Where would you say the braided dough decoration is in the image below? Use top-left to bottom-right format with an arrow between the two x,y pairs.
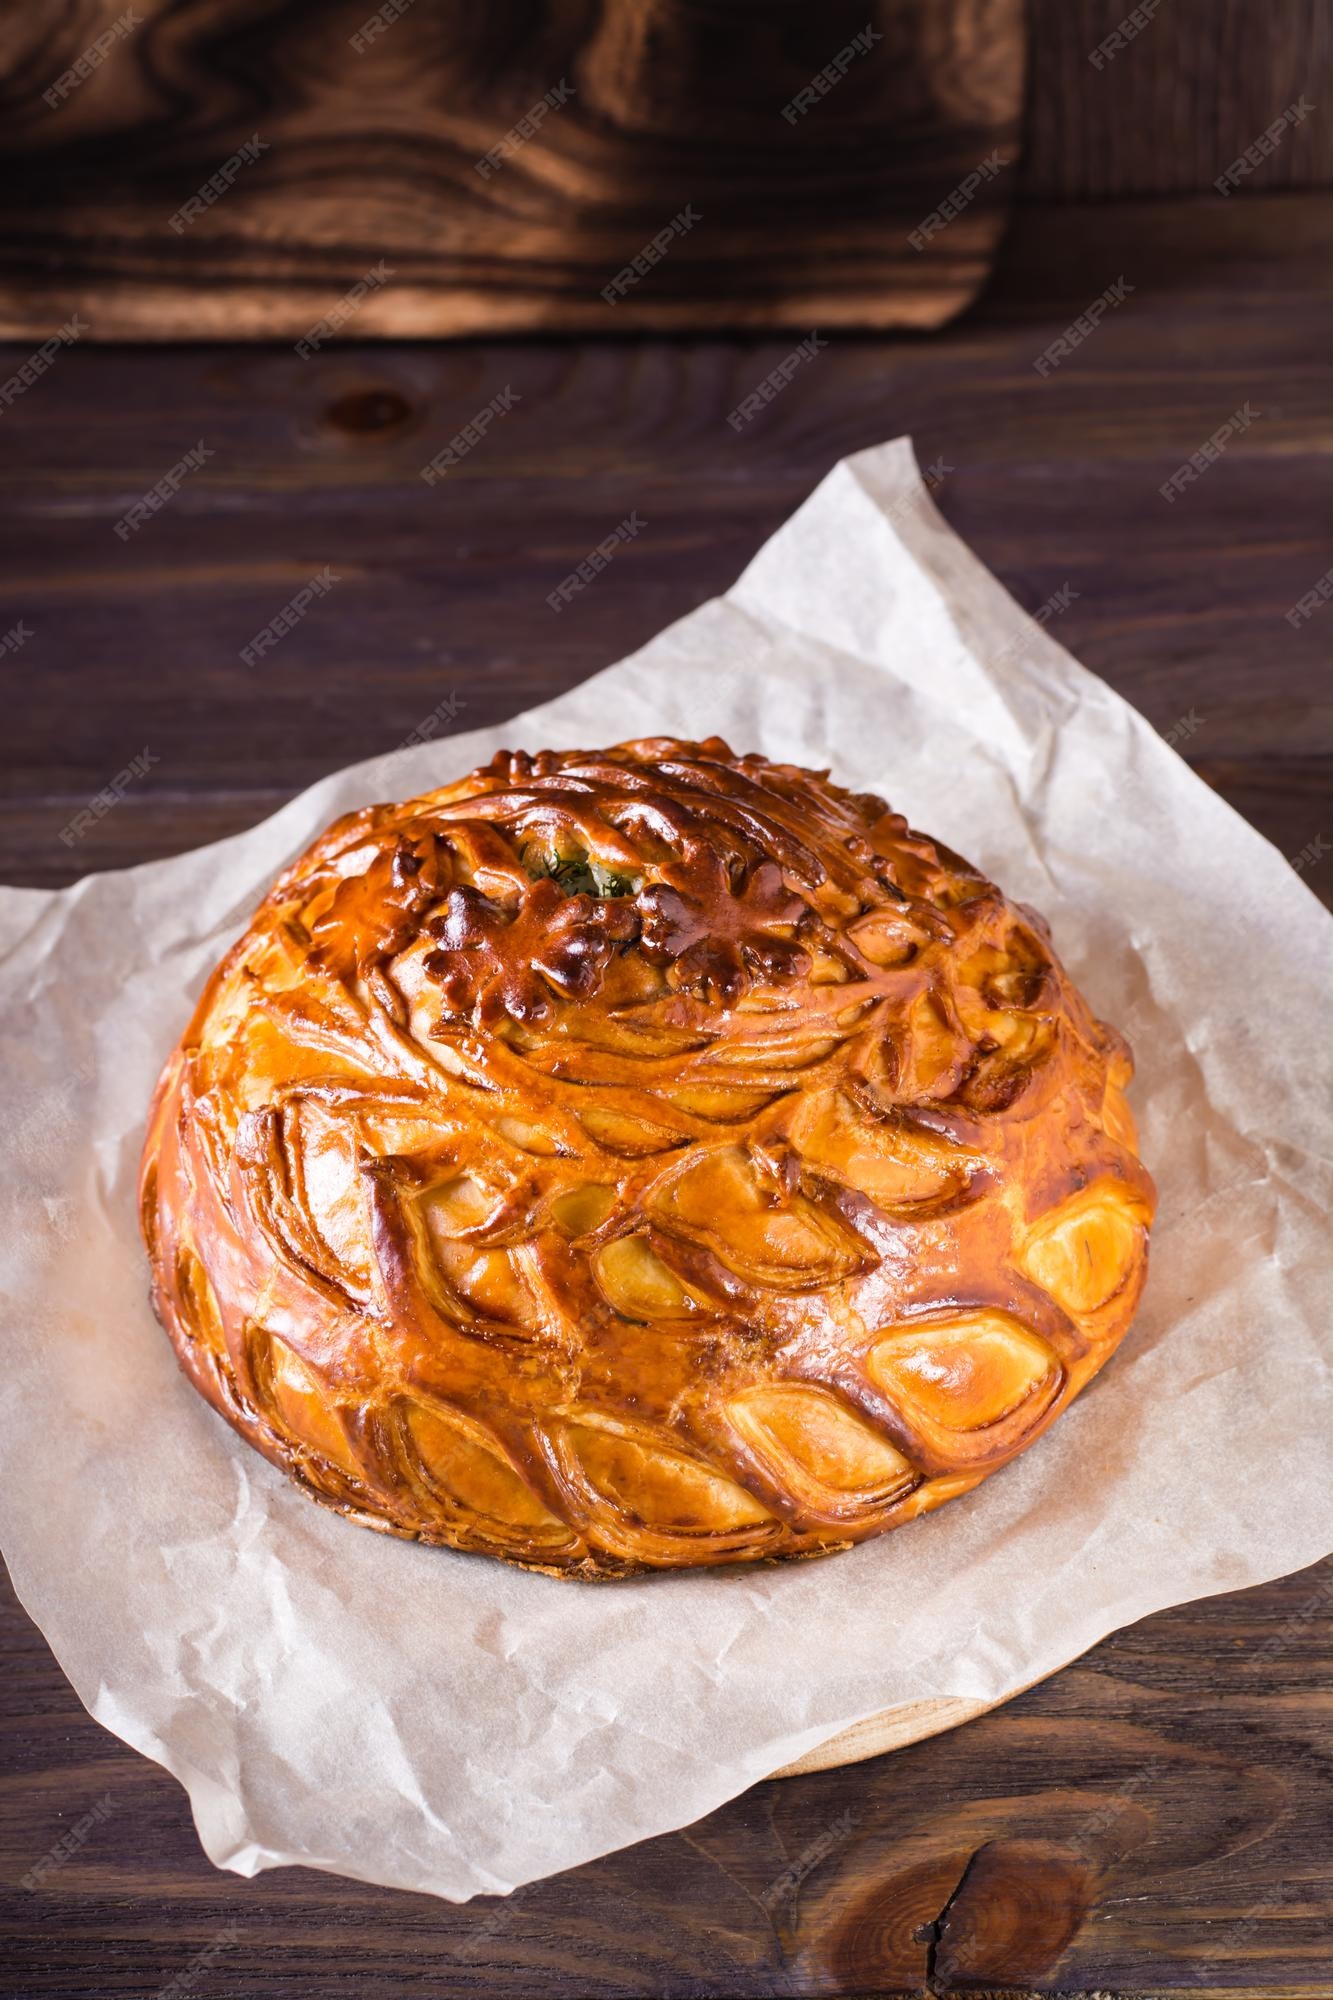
140,739 -> 1155,1578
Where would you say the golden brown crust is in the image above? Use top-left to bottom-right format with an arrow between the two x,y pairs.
139,737 -> 1155,1579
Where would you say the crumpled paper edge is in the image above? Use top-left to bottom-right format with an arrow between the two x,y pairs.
2,438 -> 1330,1903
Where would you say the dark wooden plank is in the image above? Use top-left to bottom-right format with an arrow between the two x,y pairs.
1,196 -> 1329,901
3,1557 -> 1331,1996
0,0 -> 1022,339
1024,0 -> 1333,199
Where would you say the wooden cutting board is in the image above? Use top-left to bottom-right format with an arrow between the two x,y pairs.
0,0 -> 1024,339
770,1653 -> 1077,1776
773,1694 -> 996,1776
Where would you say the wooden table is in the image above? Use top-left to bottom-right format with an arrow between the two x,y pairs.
2,193 -> 1330,1998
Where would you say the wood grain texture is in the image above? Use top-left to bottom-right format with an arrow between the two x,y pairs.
3,1557 -> 1331,1995
0,0 -> 1023,339
1,193 -> 1331,1996
772,1694 -> 997,1778
0,0 -> 1329,348
1,194 -> 1328,903
1024,0 -> 1333,198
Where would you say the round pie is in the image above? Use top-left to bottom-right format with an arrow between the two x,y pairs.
140,737 -> 1154,1578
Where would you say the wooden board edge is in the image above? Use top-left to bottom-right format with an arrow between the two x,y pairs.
769,1646 -> 1089,1779
771,1694 -> 995,1778
0,263 -> 1006,342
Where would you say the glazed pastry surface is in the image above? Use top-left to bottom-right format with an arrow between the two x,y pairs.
140,738 -> 1155,1577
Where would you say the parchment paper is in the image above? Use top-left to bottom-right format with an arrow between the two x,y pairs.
2,440 -> 1330,1901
